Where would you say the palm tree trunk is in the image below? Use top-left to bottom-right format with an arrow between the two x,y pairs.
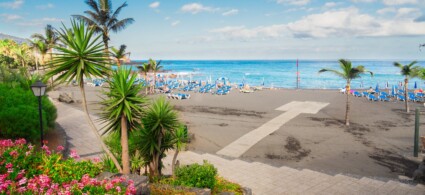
405,78 -> 409,113
121,114 -> 130,174
144,74 -> 148,95
345,82 -> 350,126
79,79 -> 123,173
172,149 -> 179,177
103,32 -> 109,56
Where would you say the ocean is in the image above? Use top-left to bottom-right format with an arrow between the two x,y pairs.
123,60 -> 425,89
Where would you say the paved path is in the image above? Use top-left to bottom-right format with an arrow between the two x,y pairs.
217,101 -> 329,158
55,101 -> 104,159
163,150 -> 425,195
55,101 -> 425,194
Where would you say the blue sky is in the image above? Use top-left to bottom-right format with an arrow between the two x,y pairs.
1,0 -> 425,60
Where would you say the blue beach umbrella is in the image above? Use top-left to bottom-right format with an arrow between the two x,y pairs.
414,81 -> 418,89
375,83 -> 379,92
391,85 -> 396,96
386,81 -> 389,89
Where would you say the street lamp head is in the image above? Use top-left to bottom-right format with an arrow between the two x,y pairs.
31,80 -> 47,97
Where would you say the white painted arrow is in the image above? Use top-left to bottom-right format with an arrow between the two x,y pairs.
216,101 -> 329,158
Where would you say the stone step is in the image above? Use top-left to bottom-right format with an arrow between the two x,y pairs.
358,177 -> 385,192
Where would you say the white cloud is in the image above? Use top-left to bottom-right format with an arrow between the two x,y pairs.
36,3 -> 54,10
0,14 -> 22,22
211,25 -> 286,40
164,17 -> 170,20
149,2 -> 160,9
16,17 -> 62,27
276,0 -> 310,6
382,0 -> 418,5
324,2 -> 337,7
377,7 -> 397,14
286,7 -> 425,38
181,3 -> 216,14
222,9 -> 239,16
0,0 -> 24,9
351,0 -> 375,2
171,20 -> 180,26
396,7 -> 420,18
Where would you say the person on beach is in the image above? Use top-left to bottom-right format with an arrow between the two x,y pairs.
367,87 -> 375,94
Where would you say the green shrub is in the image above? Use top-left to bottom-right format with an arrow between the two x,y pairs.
174,160 -> 217,189
0,84 -> 57,143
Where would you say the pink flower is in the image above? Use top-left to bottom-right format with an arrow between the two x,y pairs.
7,168 -> 13,173
17,186 -> 27,193
116,186 -> 121,192
92,157 -> 100,163
25,151 -> 31,156
28,144 -> 34,150
69,149 -> 80,160
5,163 -> 12,169
9,150 -> 18,157
56,145 -> 65,152
15,138 -> 26,145
42,145 -> 51,155
18,177 -> 27,186
105,182 -> 113,191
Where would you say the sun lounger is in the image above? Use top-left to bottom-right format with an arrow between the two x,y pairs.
353,91 -> 362,97
378,95 -> 390,101
367,94 -> 378,101
397,94 -> 406,101
362,92 -> 369,97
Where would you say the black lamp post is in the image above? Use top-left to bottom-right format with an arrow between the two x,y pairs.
31,80 -> 47,146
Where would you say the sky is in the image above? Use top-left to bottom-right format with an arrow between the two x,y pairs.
0,0 -> 425,60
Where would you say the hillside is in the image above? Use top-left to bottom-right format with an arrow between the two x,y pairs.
0,33 -> 29,44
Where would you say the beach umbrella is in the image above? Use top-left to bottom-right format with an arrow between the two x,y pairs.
386,81 -> 389,89
414,81 -> 418,89
375,83 -> 379,92
391,85 -> 396,96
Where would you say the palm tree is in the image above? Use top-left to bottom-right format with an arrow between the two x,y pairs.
100,67 -> 146,174
140,97 -> 179,178
72,0 -> 135,53
31,24 -> 59,61
12,46 -> 30,68
319,59 -> 373,126
149,59 -> 162,93
31,40 -> 49,72
110,44 -> 129,67
137,63 -> 151,94
171,125 -> 188,177
46,20 -> 123,172
394,61 -> 419,113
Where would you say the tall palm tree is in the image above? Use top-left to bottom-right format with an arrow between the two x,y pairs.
31,40 -> 49,72
46,20 -> 123,172
31,24 -> 59,61
140,97 -> 179,178
100,67 -> 146,174
12,46 -> 30,68
110,44 -> 129,67
149,59 -> 162,92
171,125 -> 188,177
394,61 -> 419,113
319,59 -> 373,126
72,0 -> 135,53
137,63 -> 151,94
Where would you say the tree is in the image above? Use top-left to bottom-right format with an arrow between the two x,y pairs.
100,67 -> 146,174
137,63 -> 151,94
30,40 -> 49,72
31,24 -> 59,61
149,59 -> 162,93
171,125 -> 188,177
319,59 -> 373,126
110,44 -> 129,67
394,61 -> 419,113
140,97 -> 179,179
73,0 -> 135,53
46,20 -> 123,172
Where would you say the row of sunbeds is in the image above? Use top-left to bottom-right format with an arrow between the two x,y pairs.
351,90 -> 425,102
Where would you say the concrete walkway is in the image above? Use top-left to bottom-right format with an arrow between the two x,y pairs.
162,150 -> 425,194
217,101 -> 329,158
55,101 -> 104,159
55,101 -> 425,194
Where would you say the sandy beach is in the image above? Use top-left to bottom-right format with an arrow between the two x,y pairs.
49,85 -> 424,180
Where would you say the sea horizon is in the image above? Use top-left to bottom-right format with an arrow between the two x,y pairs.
122,59 -> 425,89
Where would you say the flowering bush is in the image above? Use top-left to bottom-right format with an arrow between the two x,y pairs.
0,139 -> 136,194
